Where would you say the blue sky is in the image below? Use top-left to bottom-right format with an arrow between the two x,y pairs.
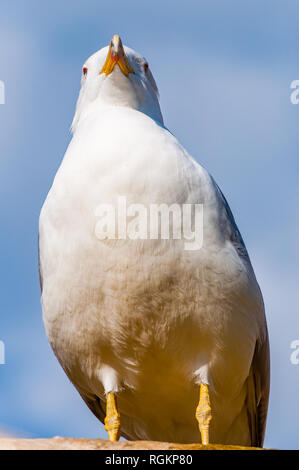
0,0 -> 299,448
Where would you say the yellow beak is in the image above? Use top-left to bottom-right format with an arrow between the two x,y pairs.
100,35 -> 135,77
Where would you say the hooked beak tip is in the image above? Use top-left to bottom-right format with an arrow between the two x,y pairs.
100,34 -> 135,77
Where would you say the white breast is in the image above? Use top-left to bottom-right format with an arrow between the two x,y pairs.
39,106 -> 265,444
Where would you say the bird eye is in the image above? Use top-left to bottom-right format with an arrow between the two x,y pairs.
83,67 -> 88,76
144,63 -> 149,73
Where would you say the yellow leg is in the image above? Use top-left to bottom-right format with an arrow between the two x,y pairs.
195,383 -> 212,445
104,392 -> 121,441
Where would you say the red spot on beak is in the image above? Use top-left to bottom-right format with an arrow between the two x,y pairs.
110,52 -> 119,63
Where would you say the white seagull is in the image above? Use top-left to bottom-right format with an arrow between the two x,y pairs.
39,35 -> 270,446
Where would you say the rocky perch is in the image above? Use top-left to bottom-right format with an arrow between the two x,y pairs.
0,437 -> 264,450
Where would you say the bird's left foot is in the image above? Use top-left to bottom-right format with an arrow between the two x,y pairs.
196,383 -> 212,445
104,392 -> 121,441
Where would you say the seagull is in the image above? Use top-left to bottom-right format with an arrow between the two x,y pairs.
39,35 -> 270,446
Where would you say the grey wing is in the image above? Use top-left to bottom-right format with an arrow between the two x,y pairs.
77,390 -> 106,424
212,178 -> 251,263
213,179 -> 270,446
247,331 -> 270,447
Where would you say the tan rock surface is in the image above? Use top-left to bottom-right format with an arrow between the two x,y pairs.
0,437 -> 264,450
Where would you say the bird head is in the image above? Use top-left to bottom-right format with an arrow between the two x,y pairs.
72,35 -> 163,132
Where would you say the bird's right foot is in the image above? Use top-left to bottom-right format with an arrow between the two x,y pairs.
104,392 -> 121,441
195,383 -> 212,445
